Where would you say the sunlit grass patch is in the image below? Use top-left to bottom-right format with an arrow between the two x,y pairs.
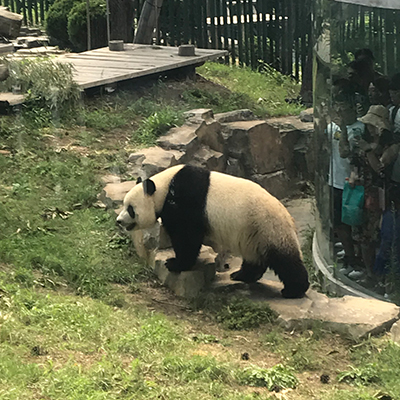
198,62 -> 304,117
133,108 -> 184,146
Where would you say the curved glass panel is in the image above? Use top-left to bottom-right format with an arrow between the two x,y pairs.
314,0 -> 400,299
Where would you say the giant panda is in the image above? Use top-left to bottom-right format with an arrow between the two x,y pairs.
117,165 -> 309,298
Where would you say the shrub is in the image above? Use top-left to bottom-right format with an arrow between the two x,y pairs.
45,0 -> 79,48
338,364 -> 381,386
237,364 -> 299,391
68,0 -> 107,52
0,57 -> 81,121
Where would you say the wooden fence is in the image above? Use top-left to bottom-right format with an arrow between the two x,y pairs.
158,0 -> 312,80
0,0 -> 49,26
1,0 -> 400,78
332,4 -> 400,76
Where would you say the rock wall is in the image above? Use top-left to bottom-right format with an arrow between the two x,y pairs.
126,108 -> 314,199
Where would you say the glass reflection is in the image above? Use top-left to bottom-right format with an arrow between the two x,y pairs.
314,0 -> 400,300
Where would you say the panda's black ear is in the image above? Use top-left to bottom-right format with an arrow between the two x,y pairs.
136,177 -> 142,184
143,179 -> 156,196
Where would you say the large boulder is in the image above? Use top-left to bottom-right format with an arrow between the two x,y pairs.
214,109 -> 256,124
189,145 -> 226,172
184,108 -> 214,124
267,115 -> 314,180
251,170 -> 291,199
127,146 -> 184,179
99,180 -> 135,209
222,120 -> 284,176
156,124 -> 200,158
195,120 -> 225,153
154,247 -> 217,298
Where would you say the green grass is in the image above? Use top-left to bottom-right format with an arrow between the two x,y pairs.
215,296 -> 278,330
0,134 -> 144,304
2,63 -> 400,400
197,62 -> 304,117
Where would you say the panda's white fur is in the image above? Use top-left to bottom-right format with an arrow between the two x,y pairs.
117,165 -> 309,298
205,170 -> 301,262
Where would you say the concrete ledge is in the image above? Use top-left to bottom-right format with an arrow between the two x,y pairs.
312,232 -> 388,301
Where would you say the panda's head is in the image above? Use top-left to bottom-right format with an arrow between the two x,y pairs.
116,177 -> 157,231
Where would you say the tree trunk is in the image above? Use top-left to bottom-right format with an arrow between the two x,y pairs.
109,0 -> 135,42
134,0 -> 163,44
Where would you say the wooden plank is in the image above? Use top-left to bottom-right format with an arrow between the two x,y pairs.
261,0 -> 268,64
227,0 -> 236,64
183,0 -> 190,44
256,0 -> 263,63
221,0 -> 229,64
209,0 -> 217,49
62,53 -> 187,64
248,0 -> 256,68
56,45 -> 227,89
80,44 -> 218,56
60,59 -> 158,70
61,54 -> 211,67
168,0 -> 176,45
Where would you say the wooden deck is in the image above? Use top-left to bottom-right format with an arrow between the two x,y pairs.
57,44 -> 227,90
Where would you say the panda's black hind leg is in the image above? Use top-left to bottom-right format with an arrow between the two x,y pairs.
267,250 -> 310,298
230,260 -> 266,283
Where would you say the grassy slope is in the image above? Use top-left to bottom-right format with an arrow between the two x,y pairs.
0,63 -> 399,400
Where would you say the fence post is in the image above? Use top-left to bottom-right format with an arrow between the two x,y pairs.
86,0 -> 91,50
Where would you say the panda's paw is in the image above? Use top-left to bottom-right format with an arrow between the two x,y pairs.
230,270 -> 257,283
165,258 -> 182,273
281,288 -> 306,299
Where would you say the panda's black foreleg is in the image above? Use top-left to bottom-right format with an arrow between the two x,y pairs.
230,260 -> 267,283
165,228 -> 204,273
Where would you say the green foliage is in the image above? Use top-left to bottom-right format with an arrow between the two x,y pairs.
46,0 -> 107,51
45,0 -> 79,47
338,364 -> 380,386
133,108 -> 184,146
237,364 -> 298,391
68,0 -> 107,52
0,57 -> 81,121
215,296 -> 277,330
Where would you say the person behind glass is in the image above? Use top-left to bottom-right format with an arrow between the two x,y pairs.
369,76 -> 392,108
388,73 -> 400,142
328,78 -> 364,269
354,48 -> 383,82
349,106 -> 399,279
374,141 -> 400,291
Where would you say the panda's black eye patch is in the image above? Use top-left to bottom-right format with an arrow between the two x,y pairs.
127,205 -> 135,219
